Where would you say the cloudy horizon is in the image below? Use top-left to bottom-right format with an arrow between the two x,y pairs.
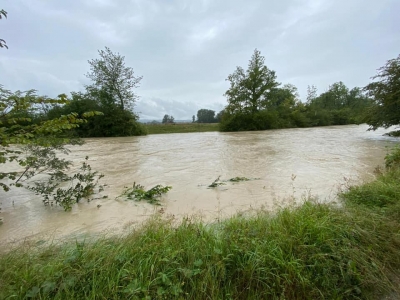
1,0 -> 399,120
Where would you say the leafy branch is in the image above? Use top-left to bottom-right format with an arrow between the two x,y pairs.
119,183 -> 171,205
0,9 -> 7,49
28,156 -> 105,211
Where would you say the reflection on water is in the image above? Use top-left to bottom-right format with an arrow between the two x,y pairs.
0,125 -> 398,245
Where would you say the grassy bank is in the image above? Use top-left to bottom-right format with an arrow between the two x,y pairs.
1,152 -> 400,299
144,123 -> 219,134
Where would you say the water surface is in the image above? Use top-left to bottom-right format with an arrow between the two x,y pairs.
0,125 -> 397,245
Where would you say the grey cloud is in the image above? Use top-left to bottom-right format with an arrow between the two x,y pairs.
1,0 -> 399,118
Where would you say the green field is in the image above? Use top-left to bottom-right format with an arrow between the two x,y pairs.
144,123 -> 220,134
1,150 -> 400,299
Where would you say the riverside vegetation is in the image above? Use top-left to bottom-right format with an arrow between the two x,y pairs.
3,50 -> 399,138
145,122 -> 219,135
0,148 -> 400,299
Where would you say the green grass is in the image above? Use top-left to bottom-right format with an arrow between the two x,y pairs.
1,200 -> 400,299
144,123 -> 219,134
2,149 -> 400,299
341,167 -> 400,220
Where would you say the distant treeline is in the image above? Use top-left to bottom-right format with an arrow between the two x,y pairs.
2,48 -> 398,137
218,49 -> 374,132
219,81 -> 371,132
219,50 -> 399,133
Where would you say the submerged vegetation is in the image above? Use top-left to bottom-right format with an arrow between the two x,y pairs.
208,176 -> 225,188
228,176 -> 251,182
119,183 -> 172,205
208,176 -> 255,187
28,156 -> 105,211
0,87 -> 105,211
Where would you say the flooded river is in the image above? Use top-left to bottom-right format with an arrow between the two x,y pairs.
0,125 -> 398,245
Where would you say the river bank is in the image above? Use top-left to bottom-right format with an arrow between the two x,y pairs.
1,152 -> 400,299
144,122 -> 219,134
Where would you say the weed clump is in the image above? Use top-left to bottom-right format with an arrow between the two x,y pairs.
120,182 -> 172,205
228,176 -> 250,182
208,176 -> 225,188
208,176 -> 256,188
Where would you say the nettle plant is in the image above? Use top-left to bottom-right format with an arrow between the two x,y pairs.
0,85 -> 104,213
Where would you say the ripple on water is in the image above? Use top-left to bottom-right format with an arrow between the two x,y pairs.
0,125 -> 397,246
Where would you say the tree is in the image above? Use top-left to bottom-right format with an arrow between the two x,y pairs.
46,91 -> 146,137
192,115 -> 195,123
224,49 -> 279,114
197,109 -> 216,123
305,81 -> 372,126
162,114 -> 174,124
0,9 -> 8,49
215,110 -> 225,123
86,47 -> 142,111
49,49 -> 147,138
364,54 -> 400,130
0,86 -> 103,212
306,85 -> 318,104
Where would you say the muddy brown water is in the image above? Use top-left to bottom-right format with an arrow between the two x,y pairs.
0,125 -> 398,246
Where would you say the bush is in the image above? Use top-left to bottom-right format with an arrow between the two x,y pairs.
290,110 -> 311,128
46,98 -> 147,137
220,110 -> 281,132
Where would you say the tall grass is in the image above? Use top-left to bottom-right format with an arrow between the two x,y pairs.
341,147 -> 400,220
1,148 -> 400,299
1,201 -> 400,299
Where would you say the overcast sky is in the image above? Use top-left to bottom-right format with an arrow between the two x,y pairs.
1,0 -> 399,120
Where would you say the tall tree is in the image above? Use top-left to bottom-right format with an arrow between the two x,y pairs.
0,9 -> 8,49
224,49 -> 279,114
197,109 -> 216,123
86,47 -> 142,111
306,85 -> 318,104
215,110 -> 225,123
364,54 -> 400,130
162,114 -> 174,124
